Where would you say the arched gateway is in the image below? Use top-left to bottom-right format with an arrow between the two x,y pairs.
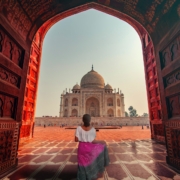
86,97 -> 100,117
0,0 -> 180,176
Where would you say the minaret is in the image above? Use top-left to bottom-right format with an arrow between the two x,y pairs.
59,94 -> 63,117
121,92 -> 125,117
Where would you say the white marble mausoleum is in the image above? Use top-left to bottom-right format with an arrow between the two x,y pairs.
59,66 -> 125,118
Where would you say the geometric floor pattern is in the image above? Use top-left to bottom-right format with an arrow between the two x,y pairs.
3,127 -> 180,180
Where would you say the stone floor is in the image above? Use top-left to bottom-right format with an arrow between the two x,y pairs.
3,127 -> 180,180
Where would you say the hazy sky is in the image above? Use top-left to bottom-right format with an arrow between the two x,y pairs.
35,9 -> 148,117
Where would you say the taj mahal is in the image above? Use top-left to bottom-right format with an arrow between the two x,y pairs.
59,66 -> 125,118
35,66 -> 149,126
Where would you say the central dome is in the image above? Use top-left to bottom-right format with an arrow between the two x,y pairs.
80,67 -> 105,88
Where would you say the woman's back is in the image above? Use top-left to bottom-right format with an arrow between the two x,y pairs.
75,126 -> 96,142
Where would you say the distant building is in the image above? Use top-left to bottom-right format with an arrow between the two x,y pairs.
59,66 -> 125,117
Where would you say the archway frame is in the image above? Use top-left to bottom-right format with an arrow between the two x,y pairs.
23,0 -> 162,157
1,0 -> 180,176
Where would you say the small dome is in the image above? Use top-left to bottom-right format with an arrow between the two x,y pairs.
73,83 -> 80,89
80,66 -> 105,88
105,84 -> 112,89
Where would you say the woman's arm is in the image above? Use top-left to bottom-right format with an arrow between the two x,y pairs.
92,140 -> 106,144
75,136 -> 79,142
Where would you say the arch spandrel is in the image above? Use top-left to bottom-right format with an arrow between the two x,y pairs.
1,0 -> 179,43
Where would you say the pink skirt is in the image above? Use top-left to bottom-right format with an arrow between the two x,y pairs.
77,142 -> 109,180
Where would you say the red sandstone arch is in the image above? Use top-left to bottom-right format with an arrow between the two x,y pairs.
25,3 -> 161,142
1,0 -> 180,176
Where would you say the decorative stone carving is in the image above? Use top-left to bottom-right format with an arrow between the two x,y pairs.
0,93 -> 17,119
148,70 -> 154,80
0,27 -> 24,67
85,94 -> 101,101
0,31 -> 4,52
0,66 -> 20,88
32,61 -> 38,69
164,69 -> 180,88
162,51 -> 171,68
4,101 -> 13,118
31,70 -> 37,79
151,109 -> 159,120
149,89 -> 156,98
171,43 -> 180,60
171,129 -> 180,159
0,130 -> 13,163
160,34 -> 180,69
12,45 -> 21,66
0,122 -> 19,175
3,40 -> 13,60
34,32 -> 41,47
30,81 -> 36,88
167,94 -> 180,118
0,98 -> 3,117
151,102 -> 156,107
29,90 -> 35,99
98,0 -> 111,6
146,52 -> 152,62
28,112 -> 33,120
20,125 -> 31,138
177,4 -> 180,17
153,124 -> 164,136
2,1 -> 31,39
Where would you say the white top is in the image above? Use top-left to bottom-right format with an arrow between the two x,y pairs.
75,126 -> 96,142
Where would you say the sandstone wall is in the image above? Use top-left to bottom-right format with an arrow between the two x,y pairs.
35,117 -> 149,126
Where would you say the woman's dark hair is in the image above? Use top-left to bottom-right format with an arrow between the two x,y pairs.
82,114 -> 91,127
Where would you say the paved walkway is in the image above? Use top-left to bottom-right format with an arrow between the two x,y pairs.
3,127 -> 180,180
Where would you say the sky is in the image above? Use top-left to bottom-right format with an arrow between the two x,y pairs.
35,9 -> 148,117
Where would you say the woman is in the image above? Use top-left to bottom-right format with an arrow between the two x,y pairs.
75,114 -> 109,180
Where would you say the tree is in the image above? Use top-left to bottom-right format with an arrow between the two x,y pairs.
125,111 -> 129,117
142,113 -> 149,117
128,106 -> 138,117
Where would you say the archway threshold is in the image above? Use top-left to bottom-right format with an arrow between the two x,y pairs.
2,126 -> 180,179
